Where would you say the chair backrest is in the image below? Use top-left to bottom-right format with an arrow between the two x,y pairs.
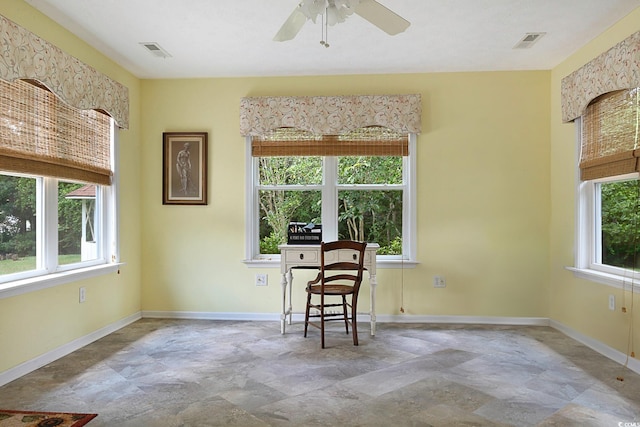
319,240 -> 367,292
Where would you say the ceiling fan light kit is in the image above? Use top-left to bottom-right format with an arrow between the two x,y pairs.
300,0 -> 359,24
273,0 -> 410,46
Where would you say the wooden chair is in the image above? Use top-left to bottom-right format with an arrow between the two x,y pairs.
304,240 -> 367,348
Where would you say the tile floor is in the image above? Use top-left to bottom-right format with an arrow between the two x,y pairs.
1,319 -> 639,426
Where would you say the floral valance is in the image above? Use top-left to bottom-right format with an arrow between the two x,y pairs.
239,94 -> 422,136
0,14 -> 129,129
561,30 -> 640,123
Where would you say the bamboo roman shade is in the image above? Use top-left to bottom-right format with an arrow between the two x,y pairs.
0,78 -> 112,185
580,88 -> 640,180
251,127 -> 409,157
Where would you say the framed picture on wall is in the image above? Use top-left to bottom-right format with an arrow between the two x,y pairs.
162,132 -> 208,205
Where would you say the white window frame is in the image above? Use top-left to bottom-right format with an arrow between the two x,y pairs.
244,134 -> 417,268
0,120 -> 121,299
570,117 -> 640,290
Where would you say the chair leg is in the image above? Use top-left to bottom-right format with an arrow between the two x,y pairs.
320,293 -> 325,349
342,295 -> 349,334
304,291 -> 312,338
351,296 -> 358,346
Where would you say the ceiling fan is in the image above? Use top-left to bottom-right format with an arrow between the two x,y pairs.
273,0 -> 410,44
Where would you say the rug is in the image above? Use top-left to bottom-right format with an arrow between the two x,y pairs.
0,410 -> 97,427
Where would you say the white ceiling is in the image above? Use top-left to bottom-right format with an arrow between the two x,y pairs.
24,0 -> 640,79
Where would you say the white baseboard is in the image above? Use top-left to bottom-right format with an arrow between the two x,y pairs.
550,319 -> 640,375
374,314 -> 551,326
142,311 -> 551,326
141,310 -> 279,321
2,311 -> 637,387
0,312 -> 141,387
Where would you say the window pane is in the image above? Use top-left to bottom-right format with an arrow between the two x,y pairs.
338,156 -> 402,185
0,174 -> 37,275
600,179 -> 640,269
259,157 -> 322,185
259,190 -> 321,254
338,190 -> 402,254
59,181 -> 98,265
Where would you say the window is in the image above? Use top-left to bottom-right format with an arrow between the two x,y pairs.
578,174 -> 640,277
245,128 -> 416,265
0,174 -> 113,282
0,79 -> 119,292
574,87 -> 640,285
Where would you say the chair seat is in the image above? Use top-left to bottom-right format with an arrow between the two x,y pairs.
307,284 -> 354,296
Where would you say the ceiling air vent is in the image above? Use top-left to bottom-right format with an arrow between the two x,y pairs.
513,32 -> 546,49
140,42 -> 171,58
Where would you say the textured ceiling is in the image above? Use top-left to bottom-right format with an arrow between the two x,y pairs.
24,0 -> 640,79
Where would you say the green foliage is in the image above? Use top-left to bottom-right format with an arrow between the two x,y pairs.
258,157 -> 322,249
0,254 -> 81,275
260,232 -> 283,254
57,182 -> 83,255
0,175 -> 85,261
377,236 -> 403,255
0,255 -> 36,275
600,180 -> 640,269
7,231 -> 36,256
258,155 -> 403,255
338,156 -> 402,184
0,175 -> 37,256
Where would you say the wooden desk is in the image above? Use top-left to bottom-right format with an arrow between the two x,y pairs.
279,243 -> 379,336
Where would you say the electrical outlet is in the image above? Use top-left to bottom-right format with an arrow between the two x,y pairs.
255,273 -> 268,286
608,294 -> 615,311
79,287 -> 86,303
433,276 -> 446,288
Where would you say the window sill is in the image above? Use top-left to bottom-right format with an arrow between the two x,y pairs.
0,263 -> 124,300
566,266 -> 640,291
243,258 -> 418,269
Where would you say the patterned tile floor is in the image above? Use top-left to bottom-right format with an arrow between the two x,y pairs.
1,319 -> 639,426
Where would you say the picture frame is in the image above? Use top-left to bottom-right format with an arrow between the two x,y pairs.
162,132 -> 208,205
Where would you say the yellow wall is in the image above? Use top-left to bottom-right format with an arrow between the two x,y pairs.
0,2 -> 142,373
6,0 -> 638,379
549,9 -> 640,354
140,71 -> 550,319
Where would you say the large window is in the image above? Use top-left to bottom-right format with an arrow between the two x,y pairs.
0,174 -> 112,283
0,79 -> 118,291
579,174 -> 640,277
246,128 -> 416,264
575,87 -> 640,283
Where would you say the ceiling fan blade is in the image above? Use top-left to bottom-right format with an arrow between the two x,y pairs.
354,0 -> 410,35
273,6 -> 308,42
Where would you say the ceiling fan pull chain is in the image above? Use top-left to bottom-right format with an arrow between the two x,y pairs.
320,9 -> 330,48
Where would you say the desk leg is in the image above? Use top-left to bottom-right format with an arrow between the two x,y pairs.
287,269 -> 293,325
280,272 -> 288,334
370,273 -> 377,336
